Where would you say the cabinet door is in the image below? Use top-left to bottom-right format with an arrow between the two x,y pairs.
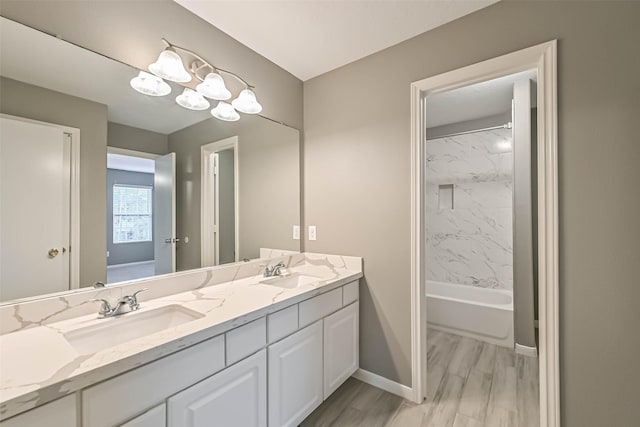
324,302 -> 359,398
168,350 -> 266,427
120,404 -> 166,427
268,320 -> 323,427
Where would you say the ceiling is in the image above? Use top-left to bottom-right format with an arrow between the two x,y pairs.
174,0 -> 500,81
425,69 -> 538,128
107,153 -> 156,174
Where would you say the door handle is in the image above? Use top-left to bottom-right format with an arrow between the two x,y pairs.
164,238 -> 181,244
48,248 -> 59,258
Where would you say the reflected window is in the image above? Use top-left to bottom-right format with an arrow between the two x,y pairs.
113,185 -> 152,243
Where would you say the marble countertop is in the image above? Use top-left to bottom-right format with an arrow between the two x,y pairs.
0,255 -> 362,420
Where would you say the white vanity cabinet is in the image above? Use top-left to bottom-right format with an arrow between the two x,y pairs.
168,350 -> 267,427
1,279 -> 360,427
268,321 -> 324,427
0,395 -> 76,427
120,404 -> 166,427
323,302 -> 359,398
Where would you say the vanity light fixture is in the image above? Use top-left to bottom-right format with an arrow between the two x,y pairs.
176,88 -> 210,110
231,88 -> 262,114
130,38 -> 262,121
129,71 -> 171,96
148,48 -> 192,83
211,101 -> 240,122
196,72 -> 232,100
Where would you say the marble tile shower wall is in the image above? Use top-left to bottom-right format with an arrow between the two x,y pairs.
426,128 -> 513,289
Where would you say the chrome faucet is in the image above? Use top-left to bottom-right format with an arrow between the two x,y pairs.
264,262 -> 286,278
89,288 -> 148,318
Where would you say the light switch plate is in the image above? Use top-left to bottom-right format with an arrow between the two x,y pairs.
308,225 -> 317,241
293,225 -> 300,240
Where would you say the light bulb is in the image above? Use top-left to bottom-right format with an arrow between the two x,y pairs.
130,71 -> 171,96
176,88 -> 210,110
211,101 -> 240,122
231,88 -> 262,114
149,49 -> 192,83
196,72 -> 231,100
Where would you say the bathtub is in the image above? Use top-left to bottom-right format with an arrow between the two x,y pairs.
426,280 -> 514,348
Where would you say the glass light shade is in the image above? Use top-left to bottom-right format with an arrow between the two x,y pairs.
211,101 -> 240,122
130,71 -> 171,96
176,88 -> 210,110
196,72 -> 231,100
148,49 -> 192,83
231,89 -> 262,114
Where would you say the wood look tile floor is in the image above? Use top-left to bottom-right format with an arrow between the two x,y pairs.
300,329 -> 539,427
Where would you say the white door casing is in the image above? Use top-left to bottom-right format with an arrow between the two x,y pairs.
154,152 -> 176,275
0,115 -> 80,301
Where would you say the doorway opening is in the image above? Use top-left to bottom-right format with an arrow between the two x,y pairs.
410,41 -> 559,427
201,136 -> 239,267
106,147 -> 176,283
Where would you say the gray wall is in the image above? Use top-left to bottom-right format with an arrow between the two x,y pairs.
106,169 -> 154,266
0,0 -> 303,129
0,77 -> 107,286
303,1 -> 640,425
108,122 -> 168,155
218,149 -> 236,265
168,115 -> 300,271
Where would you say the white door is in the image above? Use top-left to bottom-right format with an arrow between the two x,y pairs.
0,117 -> 70,301
268,321 -> 323,427
324,302 -> 359,398
154,152 -> 176,275
168,350 -> 267,427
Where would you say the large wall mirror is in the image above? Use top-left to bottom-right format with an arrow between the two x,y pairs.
0,17 -> 301,303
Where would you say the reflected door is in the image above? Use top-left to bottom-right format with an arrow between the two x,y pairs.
0,117 -> 70,301
154,152 -> 176,275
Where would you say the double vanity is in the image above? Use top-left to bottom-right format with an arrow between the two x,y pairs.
0,253 -> 362,426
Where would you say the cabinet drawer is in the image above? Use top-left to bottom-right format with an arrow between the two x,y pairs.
120,404 -> 166,427
267,305 -> 298,344
299,288 -> 342,327
226,317 -> 266,365
342,280 -> 359,305
0,395 -> 76,427
83,335 -> 225,427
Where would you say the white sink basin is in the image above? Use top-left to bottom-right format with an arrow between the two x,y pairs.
63,305 -> 204,355
260,273 -> 321,289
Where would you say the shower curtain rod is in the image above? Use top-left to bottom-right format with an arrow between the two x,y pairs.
426,122 -> 512,140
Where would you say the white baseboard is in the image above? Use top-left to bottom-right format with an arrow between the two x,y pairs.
352,368 -> 413,400
515,343 -> 538,357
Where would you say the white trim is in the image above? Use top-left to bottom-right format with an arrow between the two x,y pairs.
106,146 -> 160,160
516,343 -> 539,358
107,260 -> 154,269
200,137 -> 240,267
410,40 -> 560,427
0,113 -> 81,291
352,369 -> 413,400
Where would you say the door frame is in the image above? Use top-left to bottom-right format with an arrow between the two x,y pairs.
0,113 -> 81,290
409,40 -> 559,427
201,136 -> 239,266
